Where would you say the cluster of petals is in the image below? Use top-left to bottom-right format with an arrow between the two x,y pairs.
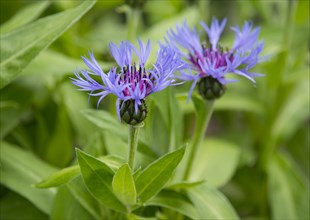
72,39 -> 184,120
167,17 -> 267,100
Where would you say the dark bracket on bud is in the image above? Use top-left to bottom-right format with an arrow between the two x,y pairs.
198,76 -> 226,100
120,99 -> 148,125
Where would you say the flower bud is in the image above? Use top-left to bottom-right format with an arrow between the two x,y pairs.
198,76 -> 226,100
120,99 -> 148,125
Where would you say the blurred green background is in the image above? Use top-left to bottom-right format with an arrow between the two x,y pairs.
0,0 -> 309,219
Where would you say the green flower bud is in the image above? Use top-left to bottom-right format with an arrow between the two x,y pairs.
198,76 -> 226,100
120,99 -> 148,125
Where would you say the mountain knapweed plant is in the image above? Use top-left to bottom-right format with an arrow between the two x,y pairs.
72,39 -> 183,169
168,17 -> 267,179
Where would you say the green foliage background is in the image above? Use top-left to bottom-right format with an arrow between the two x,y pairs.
0,0 -> 309,219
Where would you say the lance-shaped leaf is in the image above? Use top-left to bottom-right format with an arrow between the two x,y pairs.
135,147 -> 185,203
76,149 -> 127,213
35,166 -> 80,188
0,0 -> 96,88
0,1 -> 50,35
187,182 -> 240,219
112,164 -> 136,206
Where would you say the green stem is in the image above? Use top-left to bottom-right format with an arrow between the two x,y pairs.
128,123 -> 143,169
183,100 -> 215,180
126,7 -> 140,41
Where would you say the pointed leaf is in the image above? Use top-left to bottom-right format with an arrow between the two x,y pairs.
67,176 -> 103,220
268,152 -> 309,219
189,138 -> 241,187
76,149 -> 127,212
0,142 -> 57,214
112,164 -> 136,205
146,192 -> 199,219
51,185 -> 93,220
0,0 -> 96,88
187,183 -> 240,219
0,1 -> 50,35
35,166 -> 80,188
135,147 -> 185,203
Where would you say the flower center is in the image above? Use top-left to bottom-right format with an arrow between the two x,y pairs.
120,64 -> 153,97
190,45 -> 234,73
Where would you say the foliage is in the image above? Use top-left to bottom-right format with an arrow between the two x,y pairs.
0,0 -> 309,219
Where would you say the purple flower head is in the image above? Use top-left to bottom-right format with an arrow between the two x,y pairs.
72,39 -> 183,123
168,17 -> 267,101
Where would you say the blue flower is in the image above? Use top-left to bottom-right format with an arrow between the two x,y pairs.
168,17 -> 267,100
72,39 -> 183,122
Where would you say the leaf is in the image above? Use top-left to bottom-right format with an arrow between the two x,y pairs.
187,182 -> 240,219
127,213 -> 157,220
51,185 -> 93,220
135,147 -> 185,203
268,152 -> 309,219
76,149 -> 127,212
35,166 -> 80,188
22,50 -> 113,77
0,142 -> 57,214
215,92 -> 264,114
43,103 -> 73,167
0,101 -> 29,139
189,138 -> 241,187
82,109 -> 127,139
112,164 -> 136,206
67,176 -> 104,220
146,192 -> 199,219
0,0 -> 96,88
272,81 -> 310,142
0,190 -> 48,220
0,1 -> 50,35
166,180 -> 205,191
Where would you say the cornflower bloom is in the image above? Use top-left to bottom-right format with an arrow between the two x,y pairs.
72,40 -> 184,125
168,17 -> 267,101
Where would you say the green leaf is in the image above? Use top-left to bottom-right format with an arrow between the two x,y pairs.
127,213 -> 157,220
268,152 -> 309,219
0,0 -> 96,88
0,142 -> 57,214
43,103 -> 73,167
67,176 -> 104,220
76,149 -> 127,213
0,101 -> 29,139
112,164 -> 136,206
0,190 -> 48,220
272,81 -> 310,142
187,182 -> 240,219
35,166 -> 80,188
215,92 -> 264,114
146,192 -> 199,219
51,185 -> 93,220
135,147 -> 185,203
22,50 -> 113,77
189,138 -> 241,187
0,1 -> 50,35
166,180 -> 205,191
82,109 -> 127,139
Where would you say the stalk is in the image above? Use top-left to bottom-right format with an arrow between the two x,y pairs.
183,100 -> 214,180
128,123 -> 143,169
